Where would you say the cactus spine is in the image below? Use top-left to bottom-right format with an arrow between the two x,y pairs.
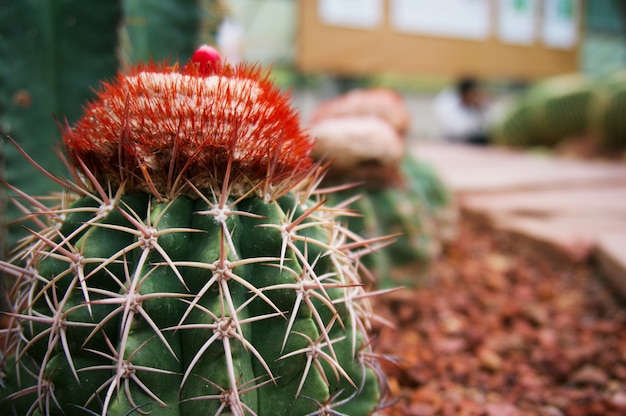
0,48 -> 385,415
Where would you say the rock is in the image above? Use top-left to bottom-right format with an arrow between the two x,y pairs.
441,315 -> 464,335
522,303 -> 550,326
478,348 -> 503,371
485,402 -> 520,416
569,365 -> 609,386
412,142 -> 626,264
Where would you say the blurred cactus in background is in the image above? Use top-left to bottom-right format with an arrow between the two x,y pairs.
494,74 -> 594,148
310,88 -> 412,136
0,0 -> 122,252
121,0 -> 226,65
590,70 -> 626,152
493,71 -> 626,158
0,0 -> 225,319
309,89 -> 455,289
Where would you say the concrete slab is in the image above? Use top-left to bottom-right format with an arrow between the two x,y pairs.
485,213 -> 626,262
461,186 -> 626,218
461,185 -> 626,261
411,141 -> 626,295
411,142 -> 626,193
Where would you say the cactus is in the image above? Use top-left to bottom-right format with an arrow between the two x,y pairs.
323,154 -> 454,289
310,116 -> 454,288
537,75 -> 594,145
309,89 -> 411,136
121,0 -> 215,65
495,74 -> 593,147
590,70 -> 626,151
1,0 -> 224,259
0,47 -> 386,415
0,0 -> 122,251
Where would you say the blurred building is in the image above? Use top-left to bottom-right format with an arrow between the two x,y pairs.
221,0 -> 626,139
581,0 -> 626,76
224,0 -> 626,79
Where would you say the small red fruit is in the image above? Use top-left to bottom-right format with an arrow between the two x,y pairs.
191,44 -> 222,75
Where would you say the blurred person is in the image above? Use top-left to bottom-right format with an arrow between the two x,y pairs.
433,76 -> 491,145
216,17 -> 244,65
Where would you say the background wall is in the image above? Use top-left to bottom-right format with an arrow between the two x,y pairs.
223,0 -> 626,81
295,0 -> 581,80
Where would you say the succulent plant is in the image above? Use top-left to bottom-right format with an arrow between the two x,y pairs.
322,154 -> 453,289
310,116 -> 454,288
0,0 -> 122,253
0,46 -> 387,415
589,70 -> 626,151
494,74 -> 593,148
309,89 -> 411,136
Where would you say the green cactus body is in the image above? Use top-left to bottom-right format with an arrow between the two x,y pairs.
0,49 -> 384,415
326,154 -> 453,288
309,114 -> 453,289
590,71 -> 626,151
601,88 -> 626,150
494,103 -> 537,147
496,74 -> 593,147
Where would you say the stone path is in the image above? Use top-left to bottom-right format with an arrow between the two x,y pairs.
411,141 -> 626,300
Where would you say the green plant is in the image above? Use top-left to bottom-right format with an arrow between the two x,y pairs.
0,48 -> 385,415
0,0 -> 122,252
326,154 -> 454,288
121,0 -> 218,64
1,0 -> 223,256
590,70 -> 626,151
493,101 -> 538,147
310,116 -> 454,288
494,74 -> 593,148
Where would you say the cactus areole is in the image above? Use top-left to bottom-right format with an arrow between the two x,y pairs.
0,47 -> 386,415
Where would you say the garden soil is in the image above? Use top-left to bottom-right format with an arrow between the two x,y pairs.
373,215 -> 626,416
